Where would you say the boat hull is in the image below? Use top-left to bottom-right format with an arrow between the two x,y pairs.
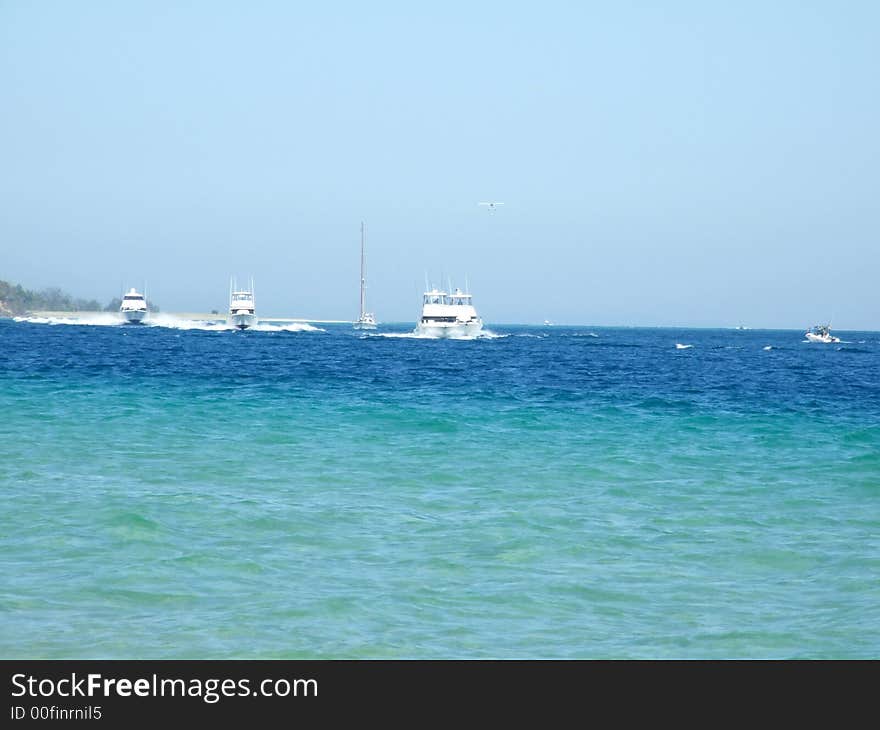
353,321 -> 377,330
121,310 -> 147,324
229,313 -> 258,330
805,333 -> 839,343
415,321 -> 483,339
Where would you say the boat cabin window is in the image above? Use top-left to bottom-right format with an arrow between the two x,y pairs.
232,293 -> 252,302
424,293 -> 446,305
123,295 -> 142,300
450,295 -> 470,306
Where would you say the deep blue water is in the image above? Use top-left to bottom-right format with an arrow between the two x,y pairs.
1,318 -> 878,657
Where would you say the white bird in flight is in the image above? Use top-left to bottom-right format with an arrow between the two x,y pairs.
478,202 -> 504,212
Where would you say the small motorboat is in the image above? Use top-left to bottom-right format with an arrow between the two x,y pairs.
804,324 -> 840,343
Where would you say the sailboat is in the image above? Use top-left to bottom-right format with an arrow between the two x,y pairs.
353,222 -> 377,329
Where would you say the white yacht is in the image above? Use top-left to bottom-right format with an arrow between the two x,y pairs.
804,324 -> 840,343
415,286 -> 483,338
228,278 -> 257,330
353,222 -> 377,330
119,287 -> 147,324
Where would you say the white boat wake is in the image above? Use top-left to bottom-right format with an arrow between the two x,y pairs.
13,313 -> 323,332
145,314 -> 226,331
14,314 -> 122,327
251,322 -> 324,333
149,317 -> 323,333
371,329 -> 504,340
675,343 -> 694,350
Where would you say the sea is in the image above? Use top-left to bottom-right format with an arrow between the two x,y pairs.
1,317 -> 878,658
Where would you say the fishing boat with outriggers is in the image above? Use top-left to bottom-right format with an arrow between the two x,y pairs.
228,278 -> 257,330
804,324 -> 840,343
353,222 -> 377,330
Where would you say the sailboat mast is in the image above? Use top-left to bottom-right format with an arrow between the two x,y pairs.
359,222 -> 366,320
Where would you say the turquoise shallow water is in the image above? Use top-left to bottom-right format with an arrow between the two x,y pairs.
1,319 -> 878,658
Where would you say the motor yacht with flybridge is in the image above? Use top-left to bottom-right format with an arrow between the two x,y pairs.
119,287 -> 147,324
228,278 -> 257,330
415,286 -> 482,338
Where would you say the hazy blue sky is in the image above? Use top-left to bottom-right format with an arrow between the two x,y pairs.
2,1 -> 877,327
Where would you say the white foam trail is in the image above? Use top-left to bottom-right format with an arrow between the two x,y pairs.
471,329 -> 505,339
251,322 -> 324,333
145,314 -> 231,331
373,331 -> 435,339
142,314 -> 324,332
15,313 -> 122,326
373,328 -> 505,340
763,345 -> 774,351
675,343 -> 694,349
12,313 -> 229,330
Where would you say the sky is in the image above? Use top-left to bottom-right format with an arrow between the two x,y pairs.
1,1 -> 878,327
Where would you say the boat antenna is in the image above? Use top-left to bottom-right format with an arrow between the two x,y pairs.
465,275 -> 469,295
251,277 -> 255,309
424,272 -> 429,293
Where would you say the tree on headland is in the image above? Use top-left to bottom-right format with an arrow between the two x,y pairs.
36,286 -> 102,312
